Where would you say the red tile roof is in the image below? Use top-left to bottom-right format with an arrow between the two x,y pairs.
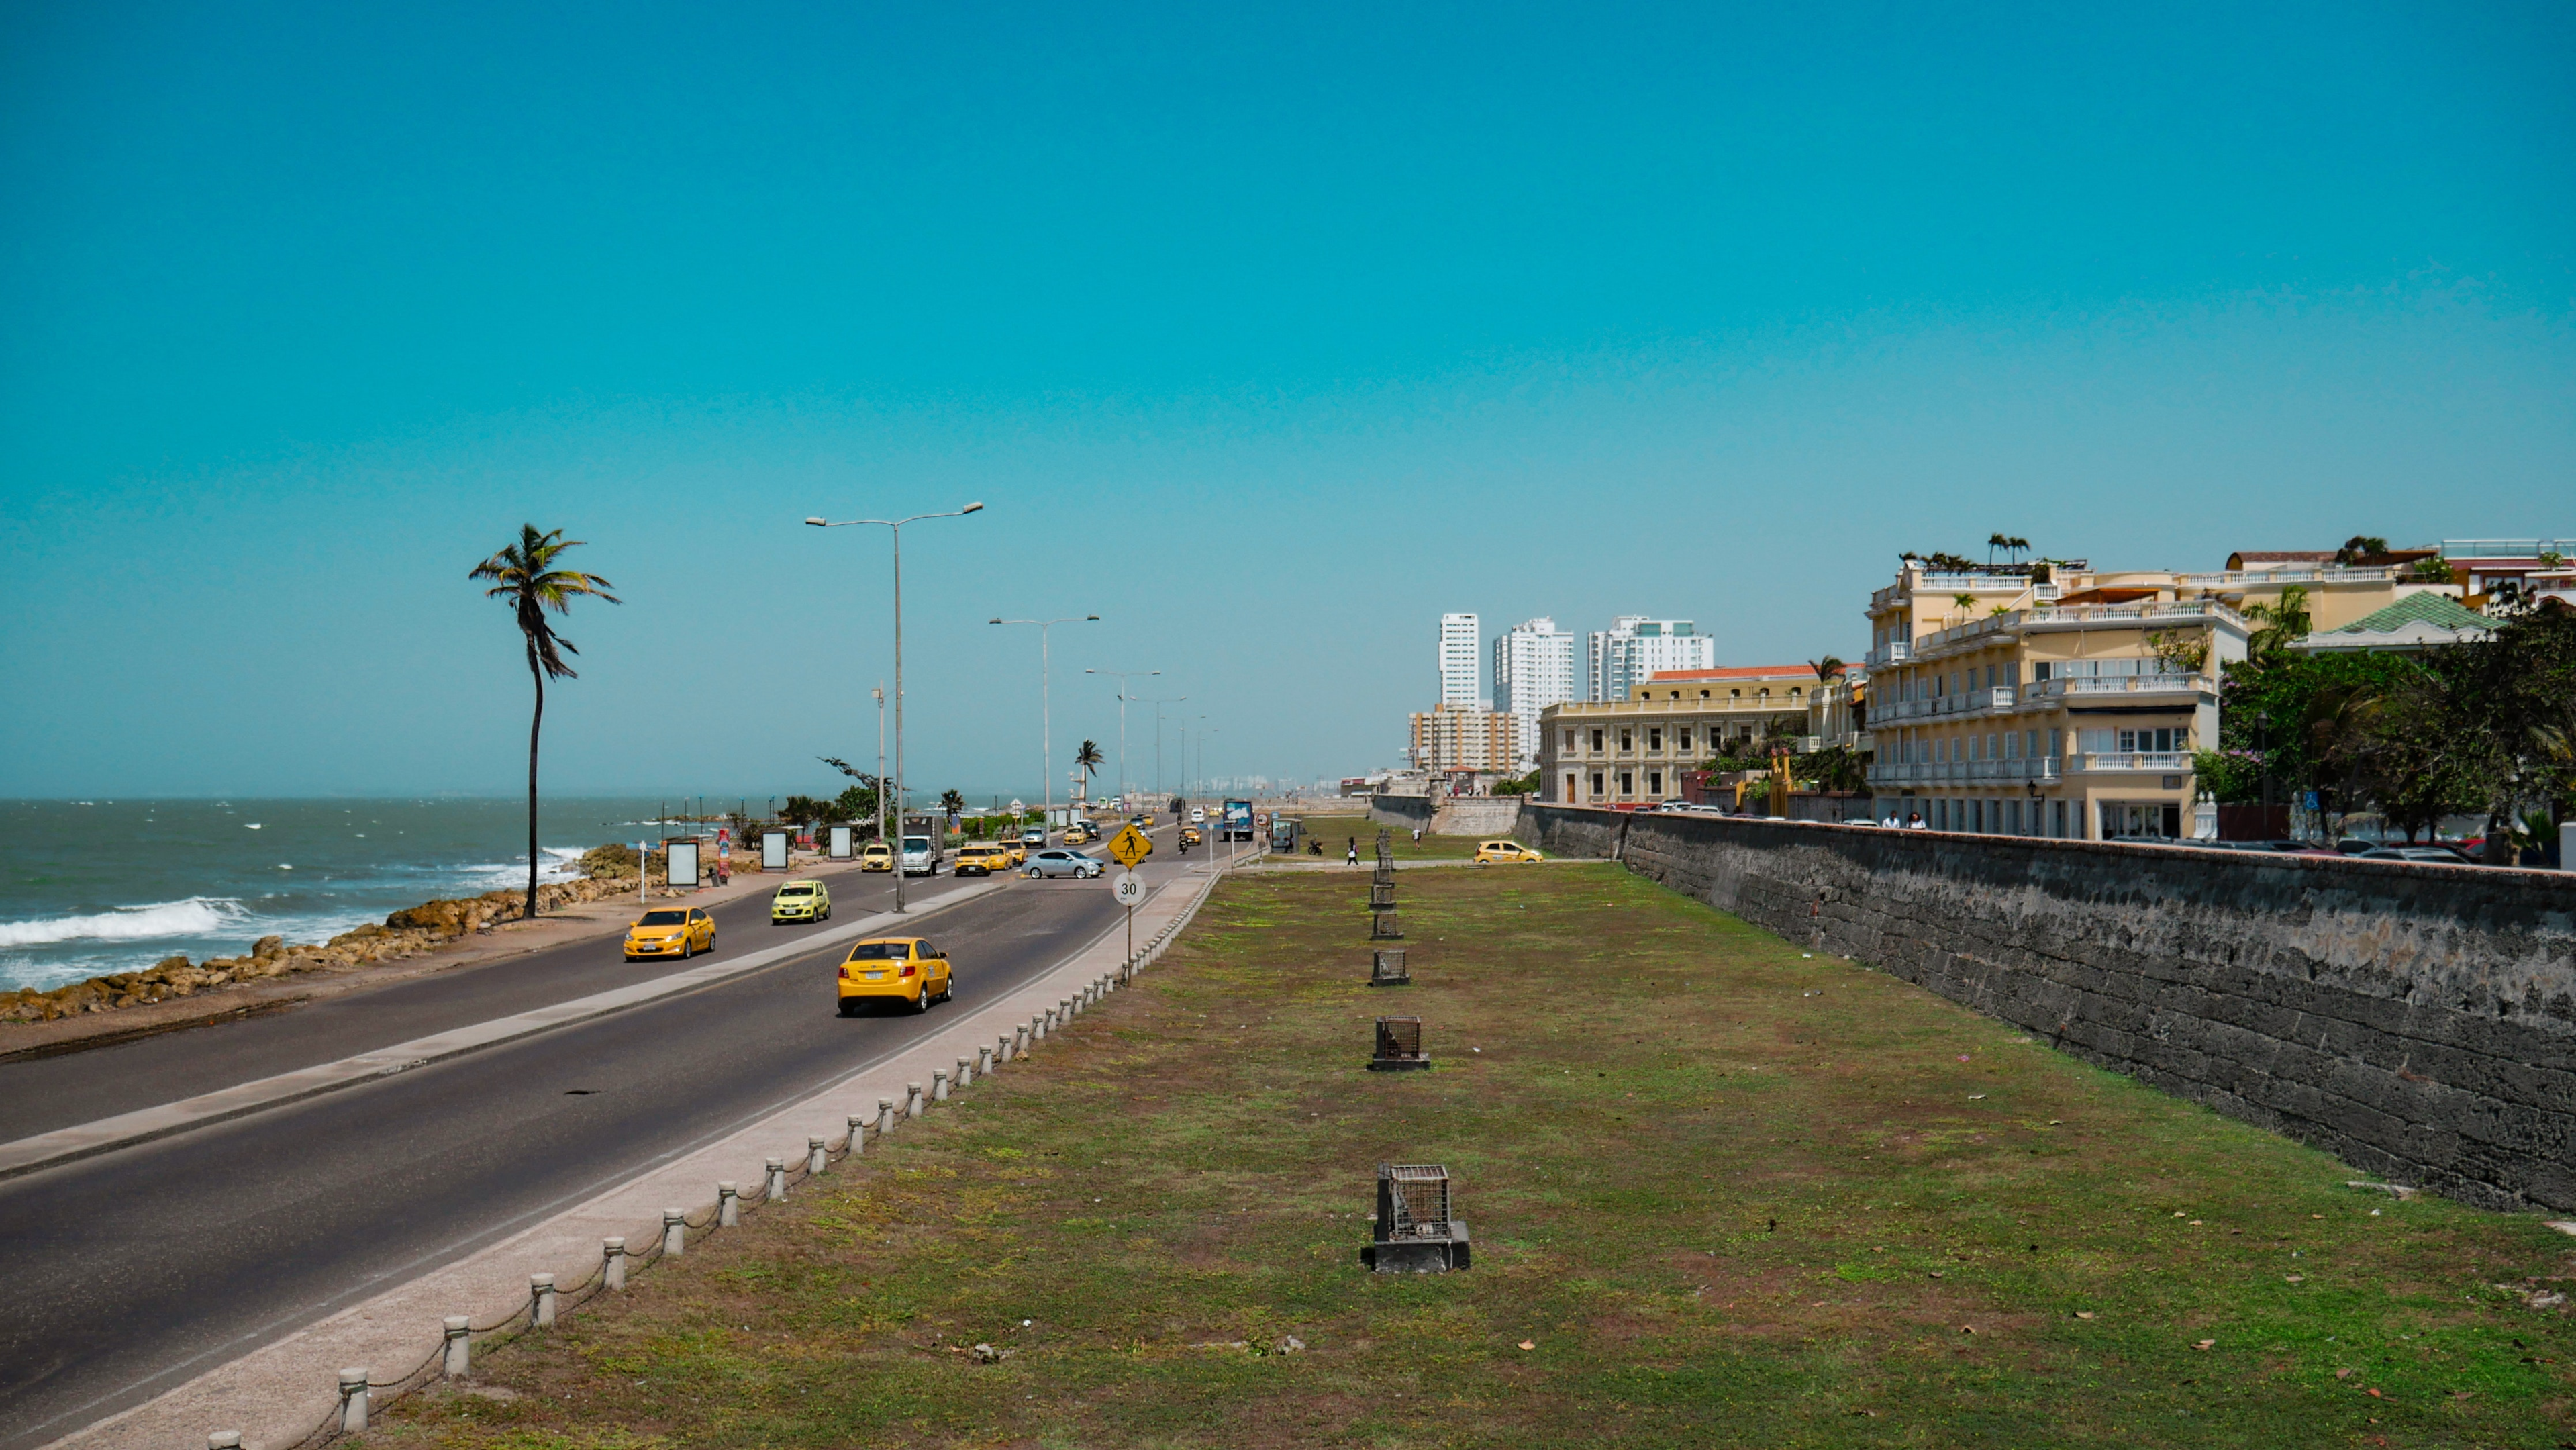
1642,665 -> 1822,681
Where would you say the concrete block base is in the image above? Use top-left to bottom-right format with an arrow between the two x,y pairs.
1362,1222 -> 1471,1272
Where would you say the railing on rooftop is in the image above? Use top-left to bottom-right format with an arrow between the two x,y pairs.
2442,539 -> 2576,559
2070,751 -> 2193,773
2173,566 -> 2400,586
2026,674 -> 2204,700
1867,758 -> 2061,786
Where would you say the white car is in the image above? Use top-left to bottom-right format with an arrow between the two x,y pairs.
1023,849 -> 1104,879
1189,807 -> 1205,824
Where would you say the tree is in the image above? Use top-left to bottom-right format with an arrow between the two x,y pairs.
2334,536 -> 2390,565
1807,655 -> 1848,679
470,525 -> 619,924
2242,585 -> 2312,664
939,788 -> 966,816
1075,739 -> 1105,791
781,794 -> 831,825
1987,532 -> 2011,565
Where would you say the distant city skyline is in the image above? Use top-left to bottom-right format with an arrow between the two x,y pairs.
4,4 -> 2571,794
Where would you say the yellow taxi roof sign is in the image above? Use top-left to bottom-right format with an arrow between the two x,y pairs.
1108,824 -> 1153,868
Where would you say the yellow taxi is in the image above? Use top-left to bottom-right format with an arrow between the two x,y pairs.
625,904 -> 714,960
1473,840 -> 1544,865
1063,820 -> 1098,844
954,842 -> 1013,877
835,936 -> 953,1014
999,837 -> 1029,867
1180,825 -> 1203,847
859,840 -> 893,873
770,879 -> 832,924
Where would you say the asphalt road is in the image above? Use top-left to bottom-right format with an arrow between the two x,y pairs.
0,827 -> 1194,1450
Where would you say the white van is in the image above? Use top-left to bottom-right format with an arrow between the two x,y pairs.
901,834 -> 938,876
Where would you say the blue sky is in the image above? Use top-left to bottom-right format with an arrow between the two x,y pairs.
3,1 -> 2570,799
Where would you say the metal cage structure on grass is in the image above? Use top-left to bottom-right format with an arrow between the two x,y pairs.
1362,1162 -> 1471,1272
1369,1015 -> 1430,1071
1368,947 -> 1409,986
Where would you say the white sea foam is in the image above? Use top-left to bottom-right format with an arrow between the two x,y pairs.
457,847 -> 589,891
0,897 -> 253,949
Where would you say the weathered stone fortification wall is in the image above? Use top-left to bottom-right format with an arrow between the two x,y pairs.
1367,794 -> 1436,831
1518,802 -> 2576,1213
1431,797 -> 1526,835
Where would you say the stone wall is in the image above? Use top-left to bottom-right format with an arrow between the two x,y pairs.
1430,797 -> 1527,836
1518,802 -> 2576,1212
1367,794 -> 1436,831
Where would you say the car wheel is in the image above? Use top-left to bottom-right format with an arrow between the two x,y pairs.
915,983 -> 932,1014
835,999 -> 856,1018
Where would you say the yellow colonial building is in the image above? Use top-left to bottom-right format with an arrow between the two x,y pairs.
1536,665 -> 1836,807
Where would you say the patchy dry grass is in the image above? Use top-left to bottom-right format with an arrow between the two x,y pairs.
368,865 -> 2575,1449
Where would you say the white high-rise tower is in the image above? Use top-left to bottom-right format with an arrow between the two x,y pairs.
1587,616 -> 1714,700
1438,612 -> 1482,709
1493,618 -> 1576,770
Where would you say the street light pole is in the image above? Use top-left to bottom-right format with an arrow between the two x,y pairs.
806,501 -> 985,912
873,682 -> 887,851
1136,695 -> 1187,804
1085,668 -> 1158,811
992,614 -> 1098,842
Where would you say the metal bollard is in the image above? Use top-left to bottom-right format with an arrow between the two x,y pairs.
663,1208 -> 687,1257
957,1055 -> 973,1088
976,1044 -> 993,1077
443,1316 -> 471,1378
905,1082 -> 925,1118
932,1069 -> 950,1102
339,1369 -> 370,1434
718,1181 -> 740,1227
809,1134 -> 829,1176
209,1433 -> 242,1449
766,1156 -> 789,1200
603,1237 -> 627,1290
531,1273 -> 557,1328
848,1113 -> 869,1157
879,1097 -> 898,1134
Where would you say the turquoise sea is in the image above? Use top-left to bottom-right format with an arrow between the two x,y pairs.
0,798 -> 703,994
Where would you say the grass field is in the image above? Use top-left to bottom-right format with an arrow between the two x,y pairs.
370,865 -> 2575,1449
1259,812 -> 1491,861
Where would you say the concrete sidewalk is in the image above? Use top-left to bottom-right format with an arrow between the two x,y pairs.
48,857 -> 1226,1450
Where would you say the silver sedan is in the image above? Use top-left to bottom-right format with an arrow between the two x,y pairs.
1023,849 -> 1105,879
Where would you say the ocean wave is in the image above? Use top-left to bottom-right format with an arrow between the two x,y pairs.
0,897 -> 253,949
455,847 -> 589,891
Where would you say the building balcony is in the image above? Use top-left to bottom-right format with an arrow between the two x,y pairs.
2023,600 -> 2249,631
2025,673 -> 2204,702
1867,758 -> 2061,787
2069,751 -> 2194,774
2171,565 -> 2403,587
1864,640 -> 1913,667
1873,685 -> 2016,722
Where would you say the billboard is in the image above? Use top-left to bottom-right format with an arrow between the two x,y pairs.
828,824 -> 854,859
762,830 -> 790,871
665,839 -> 701,889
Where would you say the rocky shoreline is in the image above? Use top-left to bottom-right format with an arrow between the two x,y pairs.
1,844 -> 660,1024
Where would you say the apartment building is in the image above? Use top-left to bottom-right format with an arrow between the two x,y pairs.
1493,617 -> 1577,772
1863,559 -> 2267,839
1410,703 -> 1522,776
1585,617 -> 1715,701
1538,665 -> 1824,806
1438,613 -> 1483,709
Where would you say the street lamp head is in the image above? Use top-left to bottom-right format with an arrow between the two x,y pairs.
804,516 -> 828,526
962,501 -> 985,514
989,618 -> 1004,624
1085,614 -> 1100,621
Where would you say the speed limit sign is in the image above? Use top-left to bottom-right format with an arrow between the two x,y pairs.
1112,871 -> 1145,907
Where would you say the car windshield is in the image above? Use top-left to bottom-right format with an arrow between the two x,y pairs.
779,886 -> 811,896
846,941 -> 909,960
903,837 -> 930,851
638,910 -> 687,926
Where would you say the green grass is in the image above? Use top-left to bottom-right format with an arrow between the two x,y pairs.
1262,812 -> 1490,861
369,866 -> 2576,1449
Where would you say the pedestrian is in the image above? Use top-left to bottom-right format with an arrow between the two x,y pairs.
1346,836 -> 1359,866
1411,826 -> 1422,843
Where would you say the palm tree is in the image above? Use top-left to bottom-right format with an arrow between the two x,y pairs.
1075,739 -> 1105,791
1987,532 -> 2011,565
471,526 -> 619,924
1807,655 -> 1848,679
2008,535 -> 2031,562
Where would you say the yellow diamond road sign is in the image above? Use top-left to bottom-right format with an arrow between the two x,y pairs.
1108,824 -> 1153,869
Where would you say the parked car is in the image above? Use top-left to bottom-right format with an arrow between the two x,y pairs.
1473,840 -> 1544,864
625,905 -> 713,961
2356,844 -> 2475,865
954,842 -> 1012,877
1024,849 -> 1104,879
769,879 -> 832,923
835,936 -> 952,1015
859,840 -> 893,872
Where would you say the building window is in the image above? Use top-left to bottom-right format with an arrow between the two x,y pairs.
1565,773 -> 1577,800
2049,729 -> 2063,757
2007,799 -> 2023,834
1648,728 -> 1663,751
1619,771 -> 1634,795
1591,729 -> 1603,752
2004,732 -> 2020,759
1648,770 -> 1663,794
2052,800 -> 2067,837
1699,689 -> 1711,699
1677,728 -> 1692,751
1563,730 -> 1576,751
1619,729 -> 1632,751
1590,771 -> 1604,797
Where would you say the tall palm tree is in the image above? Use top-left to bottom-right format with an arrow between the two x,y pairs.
1807,655 -> 1848,679
1987,532 -> 2011,565
1075,739 -> 1105,787
471,525 -> 618,924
